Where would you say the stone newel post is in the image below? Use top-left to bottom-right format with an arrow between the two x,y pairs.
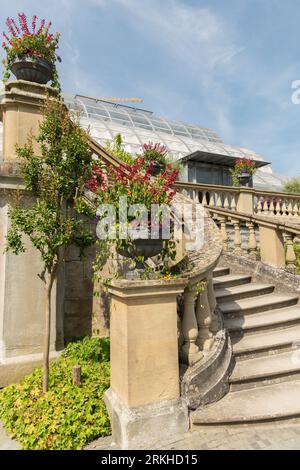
106,278 -> 188,449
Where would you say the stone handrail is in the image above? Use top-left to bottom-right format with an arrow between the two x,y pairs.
205,205 -> 300,274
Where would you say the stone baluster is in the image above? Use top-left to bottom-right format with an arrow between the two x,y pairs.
208,191 -> 215,208
223,192 -> 230,210
285,233 -> 297,274
231,193 -> 237,211
216,191 -> 222,208
287,199 -> 293,217
256,195 -> 263,215
292,201 -> 299,217
269,199 -> 276,216
196,283 -> 214,351
247,221 -> 258,260
180,286 -> 203,365
232,219 -> 242,255
206,274 -> 220,333
219,216 -> 229,252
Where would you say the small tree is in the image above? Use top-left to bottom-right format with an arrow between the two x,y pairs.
283,177 -> 300,194
6,97 -> 95,392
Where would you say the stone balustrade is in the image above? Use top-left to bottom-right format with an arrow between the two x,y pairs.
253,189 -> 300,218
175,181 -> 300,220
207,206 -> 300,274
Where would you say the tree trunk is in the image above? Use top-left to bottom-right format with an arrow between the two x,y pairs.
43,270 -> 55,393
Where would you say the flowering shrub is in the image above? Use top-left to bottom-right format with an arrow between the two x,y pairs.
230,157 -> 256,186
142,141 -> 169,172
89,150 -> 180,279
2,13 -> 61,89
88,156 -> 178,207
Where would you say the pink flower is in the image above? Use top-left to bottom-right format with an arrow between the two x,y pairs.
32,15 -> 37,34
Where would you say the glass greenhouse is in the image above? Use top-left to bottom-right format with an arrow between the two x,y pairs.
0,90 -> 288,191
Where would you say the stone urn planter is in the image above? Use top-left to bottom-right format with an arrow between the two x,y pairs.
237,171 -> 251,186
10,56 -> 52,84
150,161 -> 161,176
118,237 -> 164,270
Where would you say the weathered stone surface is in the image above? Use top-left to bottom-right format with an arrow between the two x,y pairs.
180,309 -> 233,410
105,388 -> 189,450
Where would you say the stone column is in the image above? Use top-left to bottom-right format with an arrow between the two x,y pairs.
0,81 -> 63,386
106,279 -> 188,449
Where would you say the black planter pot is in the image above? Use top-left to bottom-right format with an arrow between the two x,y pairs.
10,56 -> 52,84
237,172 -> 251,186
150,161 -> 161,176
118,238 -> 164,270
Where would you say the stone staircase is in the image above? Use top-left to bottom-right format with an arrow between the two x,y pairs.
191,266 -> 300,426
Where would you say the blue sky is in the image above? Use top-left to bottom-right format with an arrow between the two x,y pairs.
1,0 -> 300,176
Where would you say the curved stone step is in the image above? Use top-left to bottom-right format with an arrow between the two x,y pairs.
213,267 -> 230,278
191,381 -> 300,425
220,294 -> 298,316
230,349 -> 300,390
215,283 -> 274,303
225,306 -> 300,334
233,324 -> 300,358
213,274 -> 252,289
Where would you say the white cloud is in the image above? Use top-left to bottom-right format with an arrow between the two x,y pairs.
113,0 -> 243,77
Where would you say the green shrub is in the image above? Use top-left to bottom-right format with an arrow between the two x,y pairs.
0,337 -> 111,450
283,178 -> 300,193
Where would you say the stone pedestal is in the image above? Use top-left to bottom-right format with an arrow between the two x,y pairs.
0,80 -> 57,161
259,223 -> 286,269
106,278 -> 189,449
236,188 -> 254,214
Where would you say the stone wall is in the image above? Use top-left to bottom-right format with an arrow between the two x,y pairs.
64,243 -> 110,342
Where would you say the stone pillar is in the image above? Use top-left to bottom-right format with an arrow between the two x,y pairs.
0,81 -> 63,386
259,223 -> 285,269
1,80 -> 57,161
105,279 -> 188,449
236,188 -> 254,214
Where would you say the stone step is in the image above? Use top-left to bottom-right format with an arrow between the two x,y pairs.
215,283 -> 274,303
233,324 -> 300,358
220,293 -> 298,317
225,305 -> 300,334
191,381 -> 300,425
213,274 -> 252,289
230,350 -> 300,390
213,267 -> 230,278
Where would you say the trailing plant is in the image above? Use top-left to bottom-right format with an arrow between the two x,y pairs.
230,158 -> 256,187
5,97 -> 95,392
0,337 -> 110,450
2,13 -> 61,90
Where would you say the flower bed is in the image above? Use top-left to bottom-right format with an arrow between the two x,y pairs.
0,338 -> 110,450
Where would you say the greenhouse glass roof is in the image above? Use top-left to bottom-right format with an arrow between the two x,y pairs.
0,91 -> 288,191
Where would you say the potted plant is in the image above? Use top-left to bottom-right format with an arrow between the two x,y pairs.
231,157 -> 256,187
2,14 -> 61,89
142,142 -> 169,176
88,151 -> 179,272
